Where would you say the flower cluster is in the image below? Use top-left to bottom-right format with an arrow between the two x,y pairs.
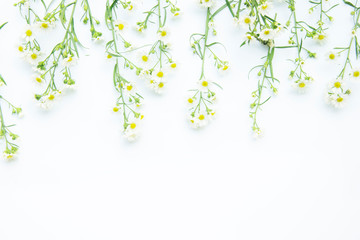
105,0 -> 180,140
228,0 -> 283,136
0,23 -> 23,161
187,2 -> 229,129
326,0 -> 360,108
16,0 -> 101,109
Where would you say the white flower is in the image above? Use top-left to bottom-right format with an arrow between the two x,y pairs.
197,78 -> 212,91
259,28 -> 275,41
252,128 -> 263,139
199,0 -> 216,8
3,152 -> 17,161
61,56 -> 77,67
292,80 -> 310,93
25,50 -> 42,65
36,21 -> 55,31
327,92 -> 347,108
38,91 -> 61,109
22,25 -> 34,41
258,2 -> 271,15
123,82 -> 136,95
313,33 -> 327,44
137,51 -> 154,68
148,78 -> 166,94
350,68 -> 360,80
114,19 -> 127,33
158,27 -> 170,40
32,74 -> 45,84
328,79 -> 345,93
325,51 -> 339,61
123,118 -> 142,141
189,111 -> 214,129
239,14 -> 255,29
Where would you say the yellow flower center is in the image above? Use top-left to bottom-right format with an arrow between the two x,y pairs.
246,35 -> 252,40
41,23 -> 49,29
113,107 -> 119,112
31,53 -> 38,60
126,85 -> 133,91
264,30 -> 270,35
334,82 -> 341,88
318,34 -> 325,40
198,114 -> 205,120
223,65 -> 228,71
329,53 -> 335,60
158,82 -> 164,88
36,77 -> 42,83
128,5 -> 133,10
188,98 -> 193,104
130,123 -> 136,129
18,46 -> 24,52
353,71 -> 360,77
141,55 -> 148,62
157,71 -> 164,78
298,82 -> 306,88
67,57 -> 73,62
261,4 -> 268,10
160,30 -> 167,37
336,97 -> 343,102
118,24 -> 124,30
48,94 -> 55,100
244,17 -> 251,24
25,29 -> 32,37
107,54 -> 112,59
201,81 -> 208,87
170,63 -> 177,68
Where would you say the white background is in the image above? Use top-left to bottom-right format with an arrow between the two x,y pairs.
1,0 -> 360,239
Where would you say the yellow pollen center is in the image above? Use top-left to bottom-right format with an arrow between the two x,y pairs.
161,31 -> 167,37
130,123 -> 136,129
142,55 -> 148,62
334,82 -> 341,88
188,98 -> 193,104
244,18 -> 251,24
329,53 -> 335,60
36,77 -> 42,83
198,115 -> 205,120
128,5 -> 133,10
107,54 -> 112,59
25,29 -> 32,37
298,82 -> 306,88
223,65 -> 228,71
337,97 -> 343,103
264,30 -> 270,35
31,53 -> 37,60
201,81 -> 208,87
118,24 -> 124,30
126,85 -> 133,91
261,5 -> 268,10
67,57 -> 73,62
48,95 -> 55,100
41,23 -> 49,28
318,34 -> 325,40
171,63 -> 177,68
353,71 -> 360,77
18,46 -> 24,52
157,71 -> 164,78
113,107 -> 119,112
158,82 -> 164,88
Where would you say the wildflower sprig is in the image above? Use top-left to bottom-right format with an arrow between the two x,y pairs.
105,0 -> 144,141
187,2 -> 229,129
308,0 -> 338,41
16,0 -> 101,109
228,0 -> 282,136
0,23 -> 22,160
286,0 -> 316,93
135,0 -> 180,93
15,0 -> 47,66
326,0 -> 360,108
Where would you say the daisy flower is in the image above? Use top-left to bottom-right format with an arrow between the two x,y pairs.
327,92 -> 347,108
199,0 -> 216,8
22,25 -> 34,41
61,56 -> 77,67
198,77 -> 212,91
26,50 -> 42,65
259,28 -> 275,41
350,68 -> 360,80
114,19 -> 127,33
123,117 -> 142,141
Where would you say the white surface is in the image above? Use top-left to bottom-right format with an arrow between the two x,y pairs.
0,1 -> 360,239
